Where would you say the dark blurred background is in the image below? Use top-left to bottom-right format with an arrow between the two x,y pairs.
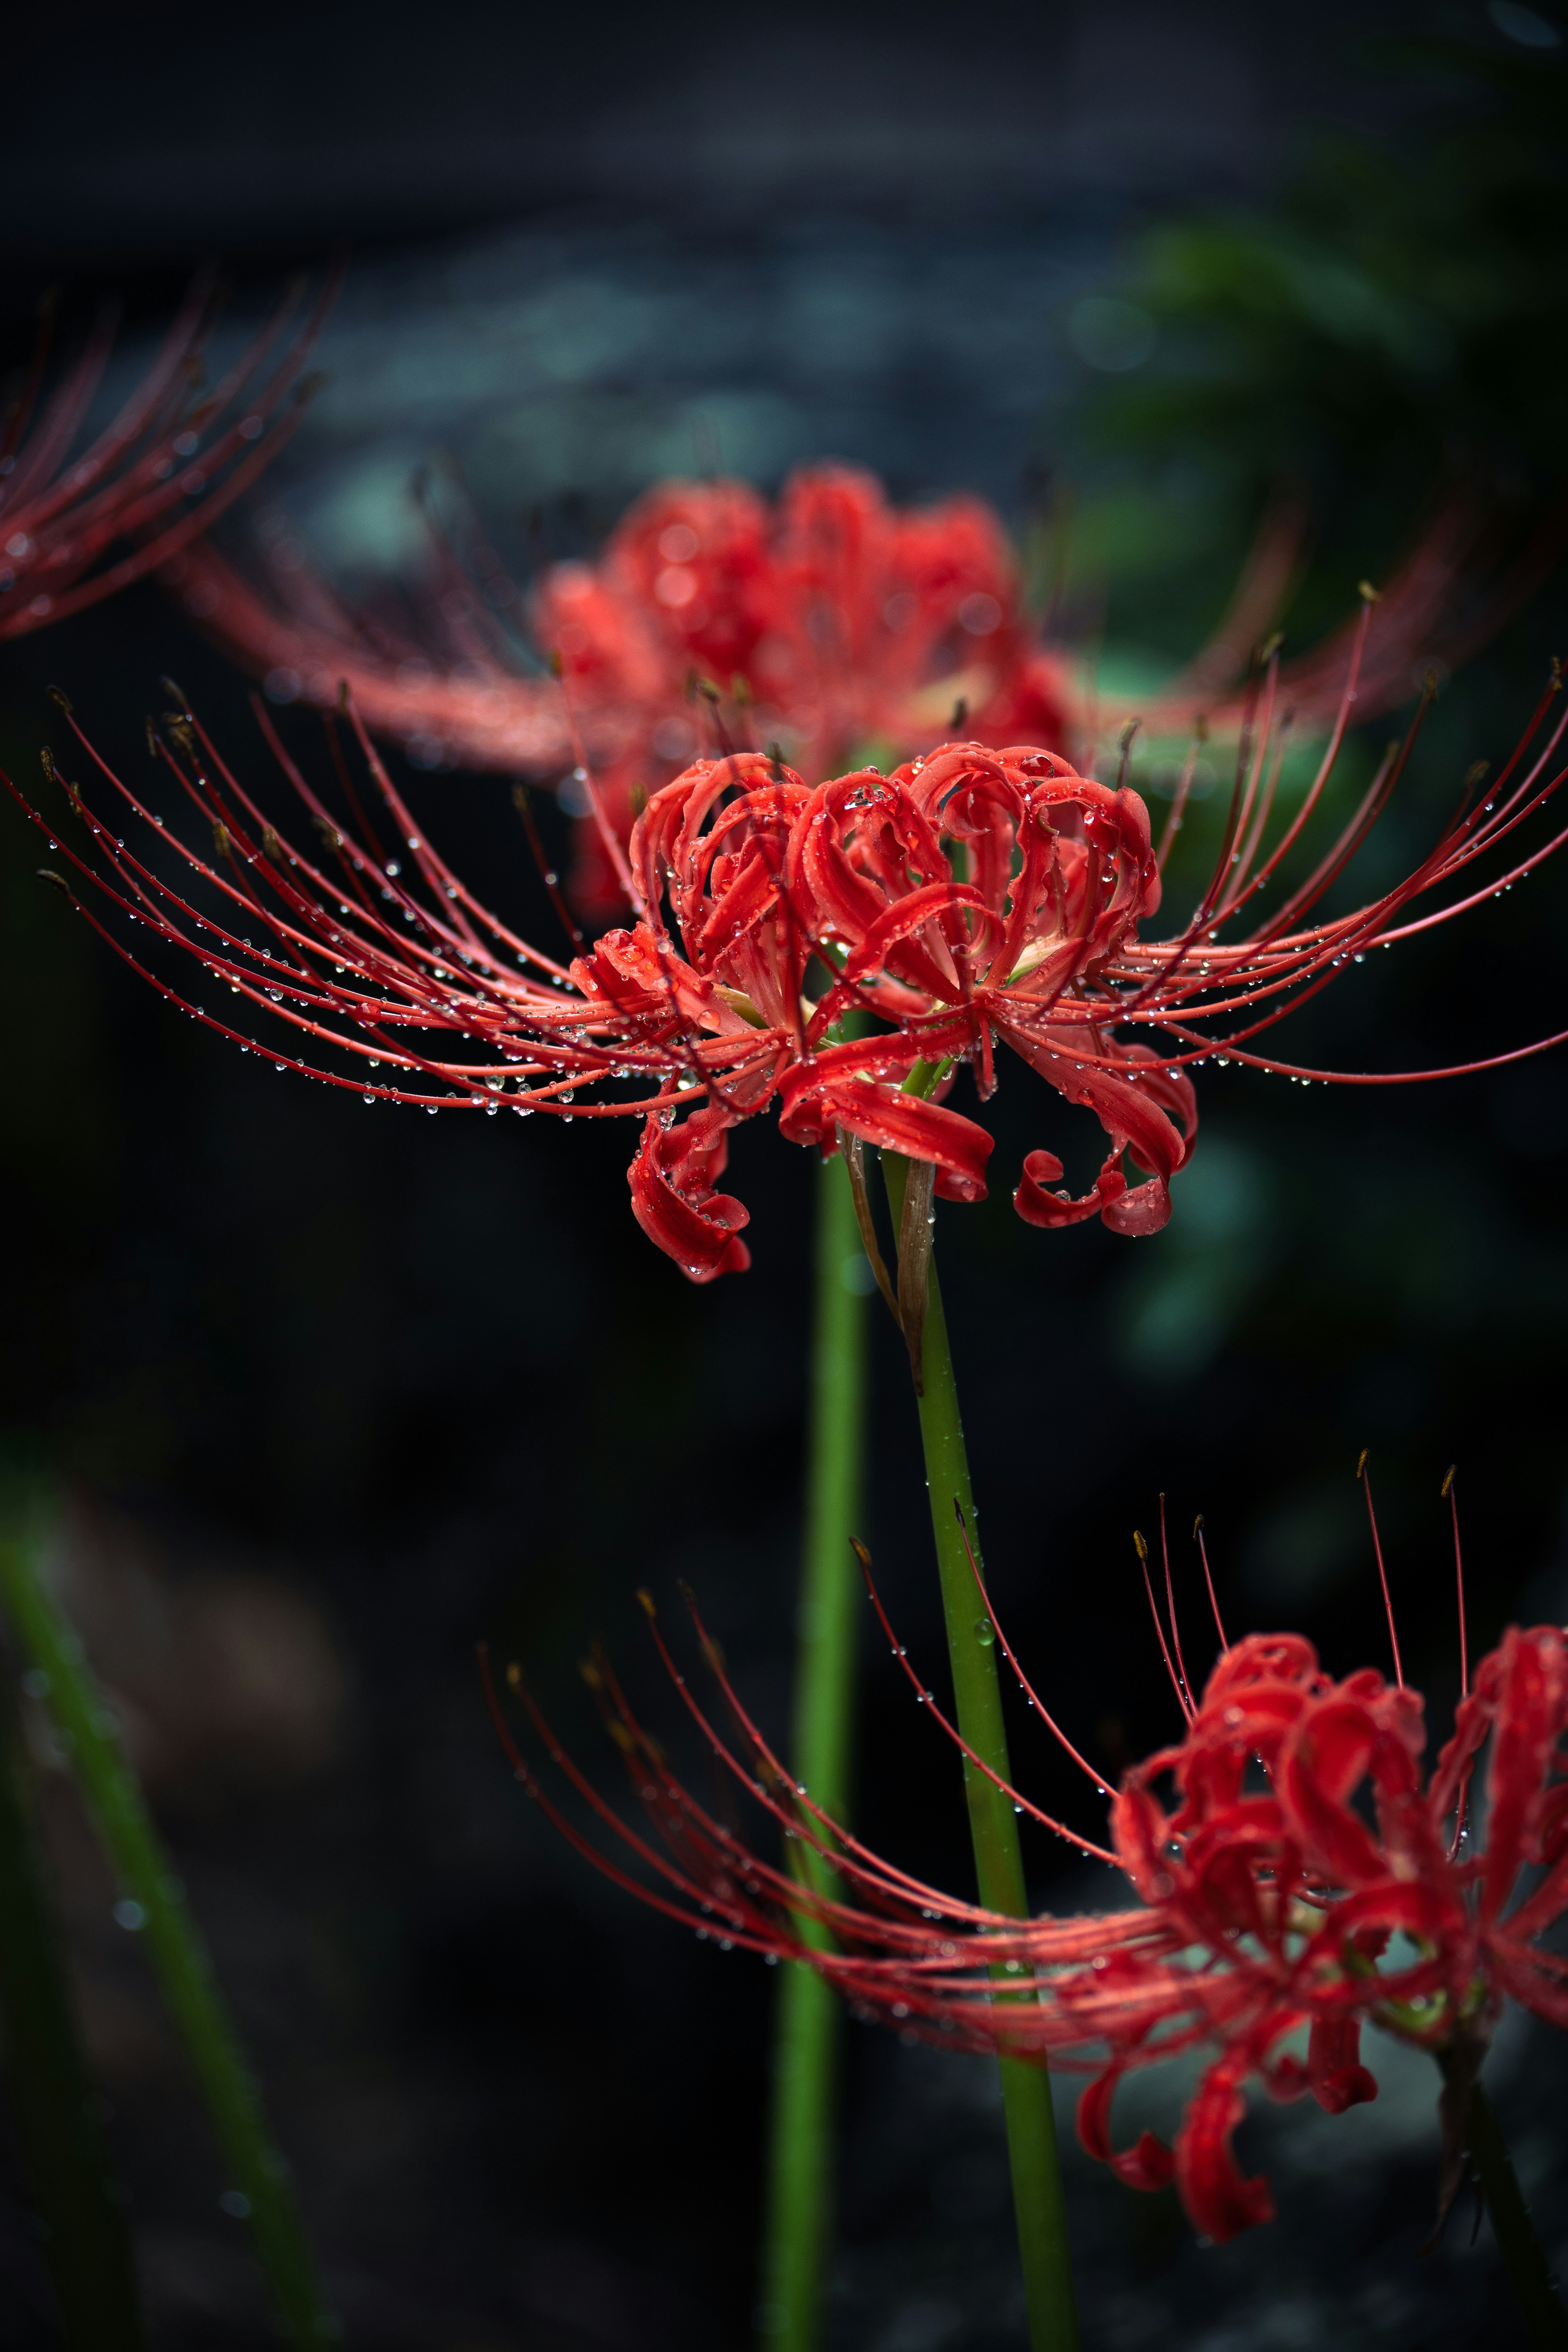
3,1 -> 1567,2345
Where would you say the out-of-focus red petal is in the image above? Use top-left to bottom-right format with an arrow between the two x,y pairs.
1279,1691 -> 1421,1889
1308,2017 -> 1379,2114
1076,2071 -> 1176,2191
1479,1627 -> 1568,1925
1176,2064 -> 1275,2244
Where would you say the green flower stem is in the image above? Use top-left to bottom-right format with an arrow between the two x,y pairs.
0,1668 -> 145,2349
1454,2064 -> 1568,2351
759,1149 -> 870,2351
881,1152 -> 1080,2352
0,1527 -> 338,2349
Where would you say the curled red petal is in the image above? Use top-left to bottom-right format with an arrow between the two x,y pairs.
1076,2071 -> 1176,2192
1175,2063 -> 1275,2244
1014,1145 -> 1138,1232
777,1069 -> 993,1203
1103,1172 -> 1178,1237
1307,2016 -> 1379,2115
1316,2064 -> 1379,2116
627,1106 -> 752,1283
1007,1037 -> 1197,1237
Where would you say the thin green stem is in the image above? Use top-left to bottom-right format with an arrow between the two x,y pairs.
0,1524 -> 339,2349
0,1668 -> 145,2349
882,1152 -> 1080,2352
1450,2060 -> 1568,2351
758,1150 -> 870,2351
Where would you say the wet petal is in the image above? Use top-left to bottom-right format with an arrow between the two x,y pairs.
627,1106 -> 751,1283
778,1069 -> 993,1203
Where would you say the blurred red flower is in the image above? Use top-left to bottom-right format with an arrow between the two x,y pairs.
168,463 -> 1519,929
168,463 -> 1074,912
13,613 -> 1567,1281
486,1560 -> 1568,2247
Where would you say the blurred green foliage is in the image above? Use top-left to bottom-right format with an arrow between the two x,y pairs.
1060,25 -> 1568,653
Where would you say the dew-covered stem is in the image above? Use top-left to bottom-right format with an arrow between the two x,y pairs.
880,1151 -> 1080,2352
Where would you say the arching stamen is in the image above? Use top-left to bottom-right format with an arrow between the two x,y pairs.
853,1537 -> 1117,1862
951,1502 -> 1106,1791
477,1646 -> 788,1951
1442,1464 -> 1473,1857
668,1580 -> 1045,1915
1442,1464 -> 1469,1699
1221,705 -> 1292,915
511,781 -> 584,951
1154,723 -> 1203,875
1134,1531 -> 1194,1722
1193,1514 -> 1230,1652
1356,1450 -> 1404,1688
550,658 -> 646,915
1158,1494 -> 1193,1708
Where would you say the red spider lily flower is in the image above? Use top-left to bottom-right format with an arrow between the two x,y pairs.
11,606 -> 1568,1283
0,277 -> 331,641
589,609 -> 1568,1259
165,463 -> 1074,913
482,1500 -> 1568,2249
169,467 -> 1515,925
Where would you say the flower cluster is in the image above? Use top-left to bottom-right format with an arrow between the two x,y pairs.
169,464 -> 1073,913
605,737 -> 1198,1274
0,277 -> 328,643
486,1548 -> 1568,2246
13,615 -> 1566,1280
165,466 -> 1512,928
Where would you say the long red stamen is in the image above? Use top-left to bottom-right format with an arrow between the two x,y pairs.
1194,1515 -> 1230,1652
1159,1493 -> 1194,1709
1357,1451 -> 1404,1688
1442,1465 -> 1474,1856
1443,1464 -> 1470,1699
1134,1530 -> 1194,1722
952,1502 -> 1107,1791
666,1584 -> 1051,1915
853,1538 -> 1117,1861
552,665 -> 646,916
